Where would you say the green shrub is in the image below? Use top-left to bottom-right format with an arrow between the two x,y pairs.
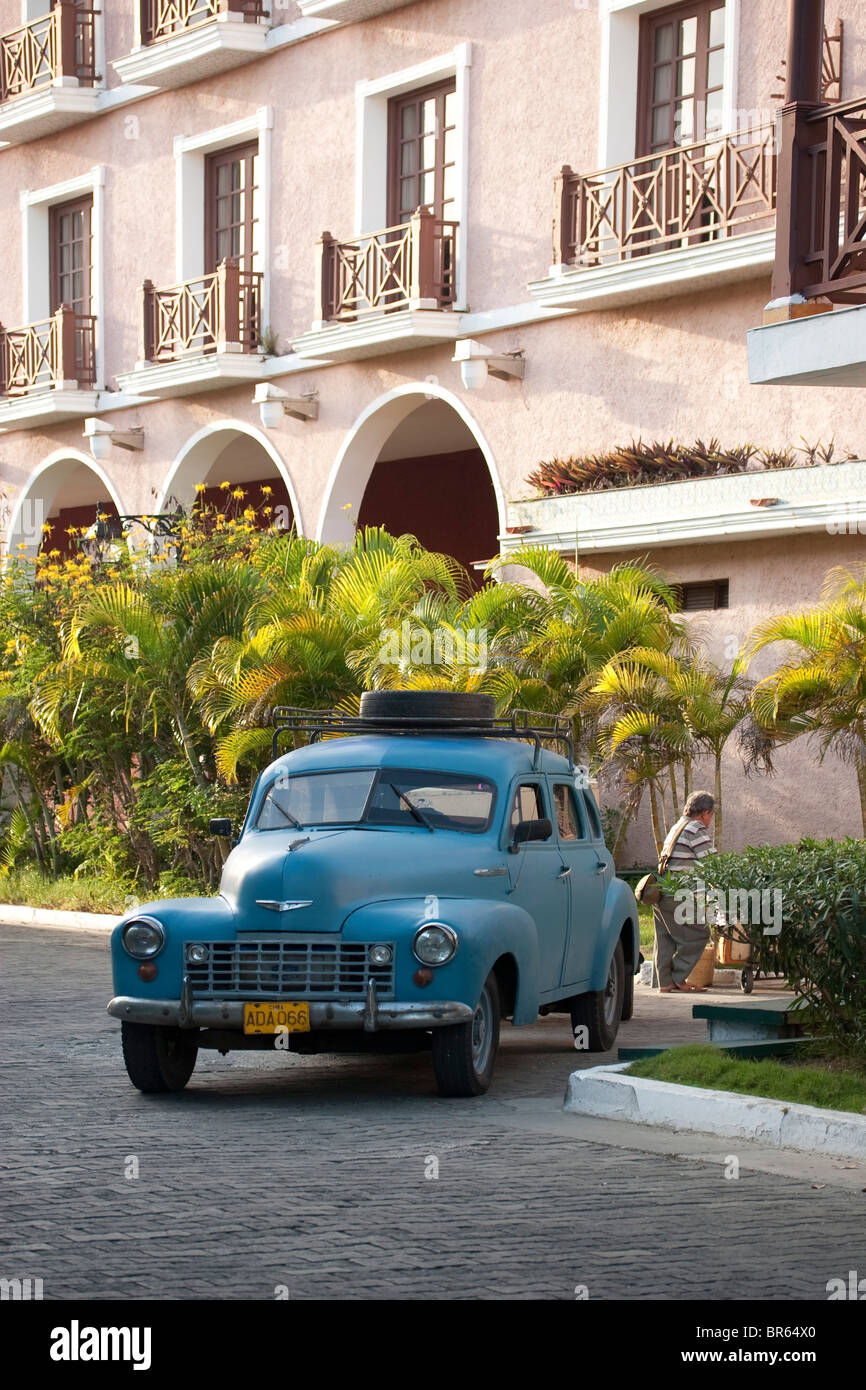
668,838 -> 866,1055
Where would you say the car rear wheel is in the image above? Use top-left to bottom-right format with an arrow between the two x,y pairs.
569,940 -> 625,1052
121,1022 -> 198,1093
431,971 -> 500,1097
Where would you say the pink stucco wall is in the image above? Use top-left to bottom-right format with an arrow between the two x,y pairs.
1,0 -> 865,853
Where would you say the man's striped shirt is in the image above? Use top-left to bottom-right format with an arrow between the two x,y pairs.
663,818 -> 714,872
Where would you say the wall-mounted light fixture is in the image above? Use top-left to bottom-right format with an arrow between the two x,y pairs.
254,383 -> 319,429
452,340 -> 525,391
83,418 -> 145,462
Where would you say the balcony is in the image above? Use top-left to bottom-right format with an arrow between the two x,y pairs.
529,128 -> 778,313
749,98 -> 866,386
293,208 -> 462,363
296,0 -> 414,20
502,460 -> 866,557
0,305 -> 99,427
112,0 -> 269,90
0,1 -> 100,146
115,258 -> 266,398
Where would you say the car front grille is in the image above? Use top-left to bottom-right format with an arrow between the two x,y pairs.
186,939 -> 395,1000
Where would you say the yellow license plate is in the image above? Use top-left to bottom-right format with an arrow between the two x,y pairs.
243,1001 -> 311,1034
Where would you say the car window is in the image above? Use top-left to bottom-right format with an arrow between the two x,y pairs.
553,783 -> 586,841
510,782 -> 545,831
581,789 -> 603,840
258,769 -> 376,829
365,769 -> 495,832
257,767 -> 495,833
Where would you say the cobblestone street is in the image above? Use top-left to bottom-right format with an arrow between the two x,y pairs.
2,924 -> 864,1301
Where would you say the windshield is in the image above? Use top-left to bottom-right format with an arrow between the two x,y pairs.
256,767 -> 496,834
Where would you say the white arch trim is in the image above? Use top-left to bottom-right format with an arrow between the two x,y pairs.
157,419 -> 305,535
316,382 -> 506,548
3,449 -> 126,563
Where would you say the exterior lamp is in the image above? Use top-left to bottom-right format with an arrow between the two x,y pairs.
254,383 -> 319,428
83,418 -> 145,462
452,339 -> 525,391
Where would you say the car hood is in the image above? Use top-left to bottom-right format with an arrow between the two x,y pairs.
219,827 -> 504,931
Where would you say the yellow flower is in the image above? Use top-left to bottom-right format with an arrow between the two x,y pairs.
219,481 -> 230,490
232,488 -> 245,500
194,482 -> 206,493
261,485 -> 272,496
243,508 -> 256,522
41,523 -> 52,534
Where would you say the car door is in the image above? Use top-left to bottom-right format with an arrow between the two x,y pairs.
552,780 -> 608,990
504,779 -> 569,994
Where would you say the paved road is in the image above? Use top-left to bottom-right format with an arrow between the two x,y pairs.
2,924 -> 864,1301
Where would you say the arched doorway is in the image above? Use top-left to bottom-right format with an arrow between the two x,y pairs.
318,385 -> 503,582
4,452 -> 124,562
158,421 -> 302,535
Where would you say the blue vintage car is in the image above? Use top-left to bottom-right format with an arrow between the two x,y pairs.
108,692 -> 639,1097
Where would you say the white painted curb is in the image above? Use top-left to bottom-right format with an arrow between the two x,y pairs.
0,903 -> 119,931
564,1064 -> 866,1161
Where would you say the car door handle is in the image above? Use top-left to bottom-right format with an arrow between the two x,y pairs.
595,860 -> 606,874
557,866 -> 572,879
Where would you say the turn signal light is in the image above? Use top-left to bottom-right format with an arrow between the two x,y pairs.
413,968 -> 434,987
138,962 -> 158,982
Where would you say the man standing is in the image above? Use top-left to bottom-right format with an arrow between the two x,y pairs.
654,791 -> 715,994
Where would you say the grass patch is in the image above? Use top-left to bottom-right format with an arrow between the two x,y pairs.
0,867 -> 208,914
627,1043 -> 866,1115
638,903 -> 654,953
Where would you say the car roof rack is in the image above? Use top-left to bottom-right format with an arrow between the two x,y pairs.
270,706 -> 574,769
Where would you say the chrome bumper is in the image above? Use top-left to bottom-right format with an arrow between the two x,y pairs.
106,990 -> 473,1032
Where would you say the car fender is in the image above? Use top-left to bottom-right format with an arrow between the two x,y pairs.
110,895 -> 237,999
587,878 -> 640,993
343,897 -> 541,1024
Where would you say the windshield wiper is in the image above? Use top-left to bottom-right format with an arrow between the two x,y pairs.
271,801 -> 303,829
389,784 -> 435,832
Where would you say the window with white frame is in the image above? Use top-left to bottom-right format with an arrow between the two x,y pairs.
173,106 -> 272,328
355,43 -> 471,310
598,0 -> 738,168
20,166 -> 105,388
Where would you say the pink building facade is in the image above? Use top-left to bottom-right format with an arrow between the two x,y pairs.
0,0 -> 864,863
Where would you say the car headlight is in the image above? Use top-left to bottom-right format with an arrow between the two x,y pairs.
368,944 -> 393,966
122,916 -> 165,960
186,943 -> 210,965
413,923 -> 458,967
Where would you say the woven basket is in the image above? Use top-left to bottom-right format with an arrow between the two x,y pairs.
685,942 -> 716,989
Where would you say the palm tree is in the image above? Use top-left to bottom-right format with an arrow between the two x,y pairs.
744,565 -> 866,834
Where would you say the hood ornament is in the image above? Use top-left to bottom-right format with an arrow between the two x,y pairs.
256,900 -> 314,913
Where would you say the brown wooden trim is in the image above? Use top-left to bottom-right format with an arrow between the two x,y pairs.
637,0 -> 726,157
204,140 -> 258,276
49,194 -> 92,315
387,77 -> 456,227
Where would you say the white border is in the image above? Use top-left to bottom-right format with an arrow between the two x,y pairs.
354,43 -> 471,311
598,0 -> 740,168
173,107 -> 273,329
155,419 -> 304,535
20,166 -> 106,390
316,381 -> 505,547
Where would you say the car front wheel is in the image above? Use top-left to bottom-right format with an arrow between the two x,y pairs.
570,940 -> 625,1052
431,971 -> 500,1097
121,1022 -> 198,1093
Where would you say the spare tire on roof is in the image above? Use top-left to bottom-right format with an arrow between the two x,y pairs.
359,690 -> 496,724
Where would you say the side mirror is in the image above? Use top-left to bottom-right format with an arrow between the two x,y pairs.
510,817 -> 553,853
209,818 -> 232,837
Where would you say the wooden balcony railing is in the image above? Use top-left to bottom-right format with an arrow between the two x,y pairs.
141,259 -> 262,363
141,0 -> 265,44
316,208 -> 458,322
0,0 -> 98,103
0,306 -> 96,396
781,97 -> 866,304
554,127 -> 777,269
